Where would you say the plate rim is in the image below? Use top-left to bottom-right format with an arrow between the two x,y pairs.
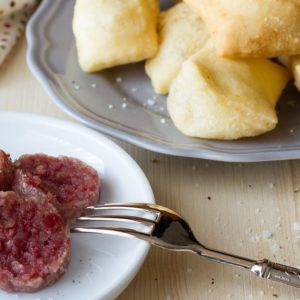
26,0 -> 300,163
0,111 -> 155,300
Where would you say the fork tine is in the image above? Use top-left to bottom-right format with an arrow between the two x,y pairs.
100,203 -> 181,218
84,204 -> 161,222
73,216 -> 155,235
77,215 -> 157,223
71,226 -> 152,240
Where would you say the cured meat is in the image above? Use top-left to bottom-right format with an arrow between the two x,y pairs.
0,191 -> 70,293
0,150 -> 14,190
12,169 -> 58,207
14,154 -> 100,223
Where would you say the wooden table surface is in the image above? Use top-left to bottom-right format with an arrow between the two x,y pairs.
1,38 -> 300,300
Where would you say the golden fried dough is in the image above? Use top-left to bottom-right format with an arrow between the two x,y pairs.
145,3 -> 208,94
167,42 -> 290,140
73,0 -> 159,72
291,56 -> 300,91
146,0 -> 160,19
184,0 -> 300,58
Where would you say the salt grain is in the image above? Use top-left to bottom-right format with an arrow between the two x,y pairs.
268,183 -> 275,189
108,104 -> 114,109
72,81 -> 80,90
131,87 -> 137,92
147,98 -> 156,106
271,243 -> 279,254
122,97 -> 127,101
255,208 -> 261,214
115,77 -> 123,83
290,129 -> 295,134
262,230 -> 273,240
91,83 -> 97,88
121,103 -> 128,109
293,222 -> 300,232
250,234 -> 260,242
160,118 -> 166,124
259,291 -> 265,297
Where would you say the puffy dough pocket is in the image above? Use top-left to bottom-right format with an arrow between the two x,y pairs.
184,0 -> 300,58
145,2 -> 209,94
167,43 -> 290,140
73,0 -> 159,72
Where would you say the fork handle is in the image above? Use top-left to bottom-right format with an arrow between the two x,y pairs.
251,259 -> 300,288
196,247 -> 300,288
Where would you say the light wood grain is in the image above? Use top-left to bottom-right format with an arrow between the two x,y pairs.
1,37 -> 300,300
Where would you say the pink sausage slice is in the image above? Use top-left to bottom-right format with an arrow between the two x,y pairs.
14,154 -> 100,223
0,191 -> 71,293
0,150 -> 14,190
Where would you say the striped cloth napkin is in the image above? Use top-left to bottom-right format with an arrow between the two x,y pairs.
0,0 -> 38,65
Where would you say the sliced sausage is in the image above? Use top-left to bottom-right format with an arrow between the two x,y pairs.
0,150 -> 14,190
14,154 -> 100,223
0,191 -> 71,293
12,169 -> 59,208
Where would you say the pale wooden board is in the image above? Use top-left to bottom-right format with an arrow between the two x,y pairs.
1,38 -> 300,300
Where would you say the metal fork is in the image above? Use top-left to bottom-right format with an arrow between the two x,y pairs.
71,203 -> 300,288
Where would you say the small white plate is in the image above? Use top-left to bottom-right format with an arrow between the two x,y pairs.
0,112 -> 154,300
